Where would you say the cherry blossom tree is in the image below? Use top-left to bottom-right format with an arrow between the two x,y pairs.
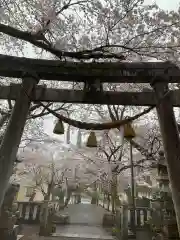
1,0 -> 180,61
1,0 -> 180,231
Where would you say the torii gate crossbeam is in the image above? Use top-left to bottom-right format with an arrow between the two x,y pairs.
1,84 -> 180,106
0,54 -> 180,83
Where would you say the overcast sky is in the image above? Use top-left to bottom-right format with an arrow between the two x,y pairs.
144,0 -> 180,10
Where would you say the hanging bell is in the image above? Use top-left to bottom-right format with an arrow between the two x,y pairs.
86,131 -> 97,148
53,119 -> 64,135
124,122 -> 135,139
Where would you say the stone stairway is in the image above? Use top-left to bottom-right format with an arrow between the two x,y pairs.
51,234 -> 113,240
52,204 -> 114,240
51,225 -> 114,240
19,203 -> 115,240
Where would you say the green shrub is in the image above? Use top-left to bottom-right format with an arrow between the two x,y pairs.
112,227 -> 120,236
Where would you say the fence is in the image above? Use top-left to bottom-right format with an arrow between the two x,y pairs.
17,201 -> 153,227
99,201 -> 152,228
17,201 -> 63,224
17,201 -> 43,224
128,207 -> 152,228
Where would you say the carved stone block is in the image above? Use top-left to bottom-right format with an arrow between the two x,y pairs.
102,213 -> 115,227
53,213 -> 70,224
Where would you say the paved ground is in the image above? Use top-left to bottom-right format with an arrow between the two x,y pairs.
136,230 -> 152,240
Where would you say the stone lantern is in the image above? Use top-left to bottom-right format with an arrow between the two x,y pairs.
153,150 -> 179,238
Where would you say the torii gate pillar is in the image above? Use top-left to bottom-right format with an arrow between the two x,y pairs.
152,81 -> 180,236
0,73 -> 39,209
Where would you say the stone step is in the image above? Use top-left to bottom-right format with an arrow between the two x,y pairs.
52,233 -> 114,240
17,235 -> 24,240
14,225 -> 21,236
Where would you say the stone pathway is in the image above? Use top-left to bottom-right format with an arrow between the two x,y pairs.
53,203 -> 114,240
53,225 -> 113,240
23,203 -> 114,240
22,203 -> 152,240
59,203 -> 109,226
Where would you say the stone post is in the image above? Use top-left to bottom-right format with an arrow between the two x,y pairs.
121,205 -> 128,240
0,73 -> 39,210
151,81 -> 180,236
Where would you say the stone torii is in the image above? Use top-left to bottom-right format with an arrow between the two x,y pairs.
0,54 -> 180,235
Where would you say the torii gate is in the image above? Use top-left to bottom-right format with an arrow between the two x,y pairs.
0,54 -> 180,233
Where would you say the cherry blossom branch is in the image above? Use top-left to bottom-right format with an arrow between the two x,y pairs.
124,20 -> 180,46
36,0 -> 90,36
0,24 -> 126,60
106,103 -> 158,165
1,22 -> 178,60
29,103 -> 72,119
130,139 -> 157,162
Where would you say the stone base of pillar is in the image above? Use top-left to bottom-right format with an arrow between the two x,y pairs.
163,220 -> 179,239
0,228 -> 17,240
39,224 -> 56,236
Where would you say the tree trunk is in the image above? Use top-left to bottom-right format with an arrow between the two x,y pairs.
111,174 -> 117,214
103,192 -> 105,208
29,191 -> 36,202
59,188 -> 71,210
0,74 -> 38,210
46,183 -> 53,201
152,82 -> 180,236
107,193 -> 110,211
